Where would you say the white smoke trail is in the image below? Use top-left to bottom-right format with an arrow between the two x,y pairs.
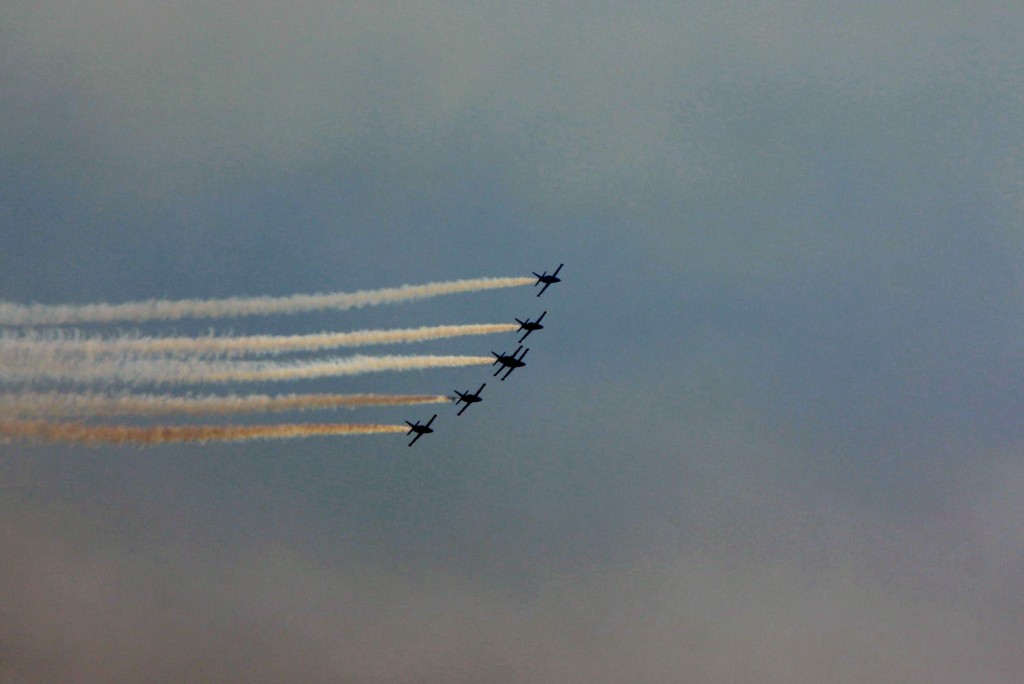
0,323 -> 519,358
0,420 -> 408,445
0,391 -> 453,418
1,354 -> 495,386
0,277 -> 534,326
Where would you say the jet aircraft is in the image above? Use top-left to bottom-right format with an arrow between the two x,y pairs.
405,414 -> 437,446
453,383 -> 486,416
514,311 -> 547,343
491,346 -> 528,380
533,264 -> 563,296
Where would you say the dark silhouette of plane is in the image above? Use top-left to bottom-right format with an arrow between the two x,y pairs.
491,346 -> 528,380
405,414 -> 436,446
453,383 -> 486,416
515,311 -> 546,343
533,264 -> 563,296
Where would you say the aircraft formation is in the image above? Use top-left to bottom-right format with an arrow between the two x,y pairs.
406,264 -> 561,446
0,265 -> 562,447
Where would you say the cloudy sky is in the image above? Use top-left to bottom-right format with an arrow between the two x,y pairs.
3,2 -> 1024,681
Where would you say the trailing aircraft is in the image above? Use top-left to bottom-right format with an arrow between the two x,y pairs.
515,311 -> 546,343
453,383 -> 486,416
533,264 -> 563,296
491,346 -> 528,380
405,414 -> 437,446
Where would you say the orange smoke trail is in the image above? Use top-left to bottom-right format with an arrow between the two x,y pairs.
0,277 -> 534,325
0,420 -> 408,445
1,323 -> 520,358
0,391 -> 453,418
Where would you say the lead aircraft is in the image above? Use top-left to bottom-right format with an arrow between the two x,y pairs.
533,264 -> 563,297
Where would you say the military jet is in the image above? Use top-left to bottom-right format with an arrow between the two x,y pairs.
491,346 -> 528,380
453,383 -> 486,416
405,414 -> 437,446
514,311 -> 546,343
533,264 -> 563,297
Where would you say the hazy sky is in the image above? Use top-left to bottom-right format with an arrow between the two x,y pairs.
3,2 -> 1024,682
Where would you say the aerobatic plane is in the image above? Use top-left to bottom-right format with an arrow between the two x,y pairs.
515,311 -> 546,343
491,346 -> 528,380
453,383 -> 486,416
405,414 -> 437,446
533,264 -> 563,297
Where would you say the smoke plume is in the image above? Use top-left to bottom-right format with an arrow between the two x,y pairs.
0,391 -> 452,418
0,323 -> 518,358
0,420 -> 408,445
0,277 -> 533,325
1,354 -> 495,386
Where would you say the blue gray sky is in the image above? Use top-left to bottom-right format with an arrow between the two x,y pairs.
3,2 -> 1024,681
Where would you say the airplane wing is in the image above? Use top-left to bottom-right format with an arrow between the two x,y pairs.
536,282 -> 550,297
408,432 -> 422,446
552,263 -> 563,277
536,311 -> 547,322
457,403 -> 469,416
518,329 -> 532,343
425,414 -> 437,427
477,383 -> 486,395
501,366 -> 515,380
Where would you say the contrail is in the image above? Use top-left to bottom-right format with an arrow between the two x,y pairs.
0,323 -> 519,358
0,391 -> 453,418
1,354 -> 496,386
0,420 -> 408,445
0,277 -> 534,326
